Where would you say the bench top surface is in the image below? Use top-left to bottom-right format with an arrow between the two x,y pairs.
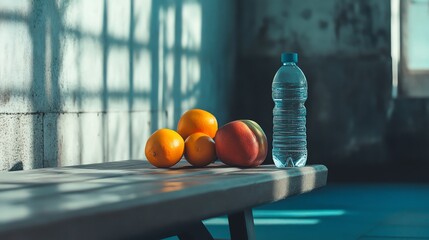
0,160 -> 328,239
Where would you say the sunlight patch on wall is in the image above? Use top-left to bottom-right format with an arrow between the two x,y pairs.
107,0 -> 130,40
61,0 -> 104,35
107,112 -> 131,162
134,0 -> 152,44
182,0 -> 201,50
132,0 -> 153,113
159,3 -> 177,128
0,0 -> 30,14
131,112 -> 152,159
79,113 -> 104,164
51,114 -> 80,166
157,6 -> 166,127
165,53 -> 175,127
180,1 -> 201,112
74,39 -> 104,98
60,36 -> 103,111
165,4 -> 176,49
181,56 -> 200,111
107,46 -> 130,110
0,24 -> 32,88
133,49 -> 152,110
44,113 -> 104,166
0,21 -> 32,112
60,0 -> 154,112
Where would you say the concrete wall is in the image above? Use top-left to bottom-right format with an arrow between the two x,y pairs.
233,0 -> 429,173
238,0 -> 389,57
0,0 -> 236,171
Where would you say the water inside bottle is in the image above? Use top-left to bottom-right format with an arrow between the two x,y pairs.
272,82 -> 307,167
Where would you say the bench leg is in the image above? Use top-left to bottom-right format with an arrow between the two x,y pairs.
228,208 -> 255,240
177,221 -> 214,240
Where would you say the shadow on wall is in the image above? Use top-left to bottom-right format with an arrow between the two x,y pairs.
0,0 -> 234,170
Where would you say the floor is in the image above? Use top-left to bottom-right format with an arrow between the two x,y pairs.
170,183 -> 429,240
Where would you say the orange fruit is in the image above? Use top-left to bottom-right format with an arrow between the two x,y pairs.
184,132 -> 216,167
177,109 -> 218,140
145,129 -> 184,168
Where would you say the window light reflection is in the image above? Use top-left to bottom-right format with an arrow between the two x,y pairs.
204,209 -> 346,226
253,209 -> 346,218
204,218 -> 320,226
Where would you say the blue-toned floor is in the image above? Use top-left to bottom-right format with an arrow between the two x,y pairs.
167,183 -> 429,239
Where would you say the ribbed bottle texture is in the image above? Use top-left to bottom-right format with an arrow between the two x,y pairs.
272,53 -> 307,167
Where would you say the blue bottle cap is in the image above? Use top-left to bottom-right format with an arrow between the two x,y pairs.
281,52 -> 298,63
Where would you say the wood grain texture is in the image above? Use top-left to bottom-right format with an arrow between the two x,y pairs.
0,160 -> 327,240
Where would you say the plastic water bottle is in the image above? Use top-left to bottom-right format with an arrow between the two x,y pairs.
272,52 -> 307,167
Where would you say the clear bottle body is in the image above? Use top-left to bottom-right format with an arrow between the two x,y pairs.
272,62 -> 307,167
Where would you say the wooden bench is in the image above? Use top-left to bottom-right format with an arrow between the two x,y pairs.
0,160 -> 327,240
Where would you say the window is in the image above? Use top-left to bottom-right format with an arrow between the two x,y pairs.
392,0 -> 429,97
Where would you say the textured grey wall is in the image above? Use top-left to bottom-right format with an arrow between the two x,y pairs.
233,0 -> 429,170
238,0 -> 389,57
0,0 -> 236,170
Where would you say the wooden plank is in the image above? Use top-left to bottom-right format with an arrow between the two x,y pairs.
0,166 -> 243,202
0,163 -> 324,201
0,184 -> 22,191
0,165 -> 327,211
0,160 -> 242,192
0,164 -> 327,239
69,160 -> 151,169
0,160 -> 151,182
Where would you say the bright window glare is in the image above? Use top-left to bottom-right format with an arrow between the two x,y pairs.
253,209 -> 346,218
204,218 -> 320,226
407,0 -> 429,70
